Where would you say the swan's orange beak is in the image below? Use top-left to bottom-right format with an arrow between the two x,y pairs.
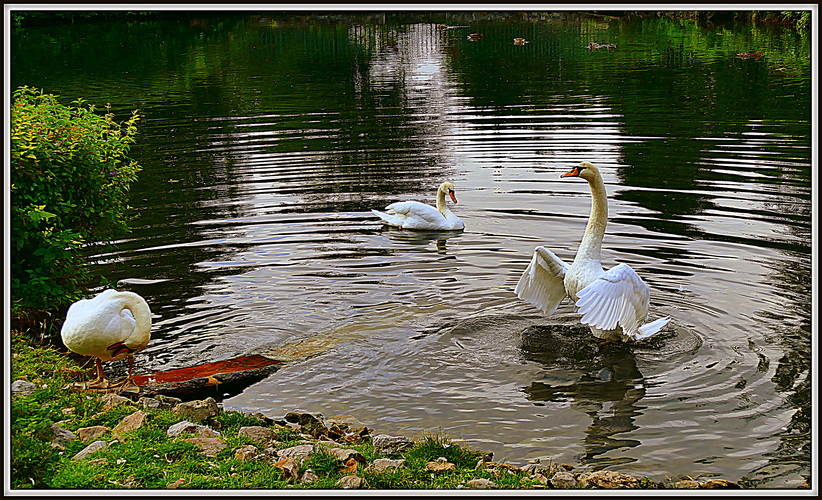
449,191 -> 458,203
561,166 -> 582,178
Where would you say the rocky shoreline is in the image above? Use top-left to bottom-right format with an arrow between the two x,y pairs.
14,379 -> 751,490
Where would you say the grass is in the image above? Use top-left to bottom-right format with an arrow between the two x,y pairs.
10,330 -> 669,490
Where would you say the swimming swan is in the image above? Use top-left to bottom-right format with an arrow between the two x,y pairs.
515,161 -> 670,342
61,289 -> 152,391
372,182 -> 465,231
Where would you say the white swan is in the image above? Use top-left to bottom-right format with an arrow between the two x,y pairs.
372,182 -> 465,231
515,162 -> 670,342
60,289 -> 152,391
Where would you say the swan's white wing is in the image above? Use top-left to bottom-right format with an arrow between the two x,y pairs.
375,201 -> 453,230
515,246 -> 569,315
443,211 -> 465,230
574,263 -> 650,335
387,201 -> 447,223
372,209 -> 406,227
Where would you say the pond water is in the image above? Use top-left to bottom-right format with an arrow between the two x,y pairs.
11,12 -> 813,487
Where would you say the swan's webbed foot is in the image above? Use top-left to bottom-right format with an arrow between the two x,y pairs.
114,355 -> 140,394
116,378 -> 141,395
71,376 -> 113,390
70,358 -> 114,390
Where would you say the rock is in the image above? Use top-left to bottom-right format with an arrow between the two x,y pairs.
11,379 -> 38,395
238,425 -> 279,444
260,446 -> 280,460
522,462 -> 559,476
342,433 -> 363,444
284,412 -> 326,438
247,412 -> 275,425
550,471 -> 577,489
577,471 -> 639,489
276,444 -> 315,462
340,426 -> 373,444
325,423 -> 346,441
166,420 -> 220,438
179,437 -> 226,457
674,480 -> 701,489
139,394 -> 181,410
49,424 -> 77,448
483,461 -> 523,474
100,393 -> 133,410
157,394 -> 183,407
299,469 -> 320,485
139,397 -> 162,409
336,475 -> 362,489
367,458 -> 406,473
532,473 -> 549,486
466,478 -> 497,489
77,425 -> 109,442
701,479 -> 741,489
372,434 -> 414,455
323,446 -> 365,464
425,461 -> 456,472
173,397 -> 219,422
112,410 -> 149,438
73,440 -> 110,460
234,444 -> 259,461
274,456 -> 300,480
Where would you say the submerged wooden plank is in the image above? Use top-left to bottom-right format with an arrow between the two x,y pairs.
71,355 -> 283,397
134,355 -> 283,396
132,355 -> 281,386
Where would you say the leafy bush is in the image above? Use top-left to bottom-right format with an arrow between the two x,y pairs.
11,86 -> 141,317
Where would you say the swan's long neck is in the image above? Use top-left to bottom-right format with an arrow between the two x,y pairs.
436,189 -> 449,215
574,174 -> 608,264
117,292 -> 152,339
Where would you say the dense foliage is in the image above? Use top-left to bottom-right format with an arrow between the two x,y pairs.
11,86 -> 141,316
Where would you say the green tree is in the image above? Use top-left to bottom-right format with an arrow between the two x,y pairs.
11,86 -> 141,319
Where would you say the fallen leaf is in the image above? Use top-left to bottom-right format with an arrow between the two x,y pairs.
341,457 -> 358,473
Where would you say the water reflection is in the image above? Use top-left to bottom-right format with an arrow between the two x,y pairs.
378,227 -> 464,253
519,320 -> 646,466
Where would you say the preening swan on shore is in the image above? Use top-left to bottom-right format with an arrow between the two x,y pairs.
60,289 -> 152,391
515,161 -> 670,342
372,182 -> 465,231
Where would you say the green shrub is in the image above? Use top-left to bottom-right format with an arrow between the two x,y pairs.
11,86 -> 141,317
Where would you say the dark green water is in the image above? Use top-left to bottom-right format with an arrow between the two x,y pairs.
11,12 -> 812,487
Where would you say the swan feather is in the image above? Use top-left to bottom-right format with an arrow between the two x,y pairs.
514,246 -> 569,315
